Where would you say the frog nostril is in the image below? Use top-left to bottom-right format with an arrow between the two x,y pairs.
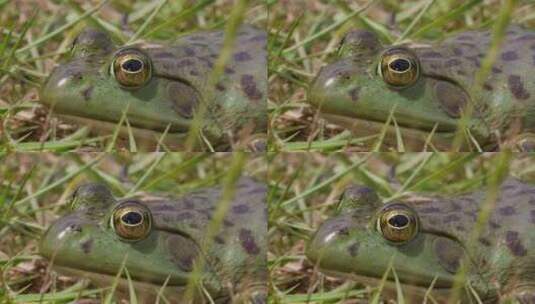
68,223 -> 82,232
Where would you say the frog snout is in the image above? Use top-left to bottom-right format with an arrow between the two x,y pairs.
39,217 -> 84,258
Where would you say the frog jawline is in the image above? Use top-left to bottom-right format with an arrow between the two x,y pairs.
321,269 -> 453,301
53,265 -> 186,289
320,113 -> 456,150
56,114 -> 187,141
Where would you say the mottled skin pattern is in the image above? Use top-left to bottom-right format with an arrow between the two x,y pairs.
39,178 -> 267,303
307,179 -> 535,303
309,26 -> 535,151
40,26 -> 267,151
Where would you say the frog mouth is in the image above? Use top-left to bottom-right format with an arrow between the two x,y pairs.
319,113 -> 459,150
321,269 -> 454,301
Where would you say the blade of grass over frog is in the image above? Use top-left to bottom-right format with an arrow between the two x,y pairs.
451,0 -> 515,151
392,267 -> 405,304
411,0 -> 483,38
373,103 -> 397,152
281,289 -> 368,303
124,268 -> 138,304
5,136 -> 108,152
2,12 -> 36,70
282,0 -> 376,55
143,0 -> 215,38
103,254 -> 128,304
393,115 -> 405,152
15,0 -> 109,55
2,164 -> 34,221
283,134 -> 378,151
423,123 -> 439,152
395,0 -> 436,43
447,152 -> 511,303
127,153 -> 167,195
155,124 -> 172,152
128,0 -> 168,44
143,154 -> 210,190
124,119 -> 138,152
281,154 -> 371,207
183,152 -> 246,301
155,275 -> 171,304
67,0 -> 126,43
13,154 -> 104,207
370,258 -> 394,304
422,276 -> 439,304
405,153 -> 478,191
385,153 -> 434,202
184,0 -> 247,151
106,102 -> 130,152
12,288 -> 106,302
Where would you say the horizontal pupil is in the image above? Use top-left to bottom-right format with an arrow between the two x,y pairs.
122,59 -> 143,72
388,214 -> 408,227
122,211 -> 142,225
389,59 -> 410,72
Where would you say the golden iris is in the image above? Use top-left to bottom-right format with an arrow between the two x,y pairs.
379,48 -> 419,88
112,49 -> 152,88
377,204 -> 419,243
111,201 -> 152,241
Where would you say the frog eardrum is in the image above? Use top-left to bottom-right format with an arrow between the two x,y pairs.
111,49 -> 152,88
111,201 -> 152,241
379,47 -> 420,88
376,203 -> 419,243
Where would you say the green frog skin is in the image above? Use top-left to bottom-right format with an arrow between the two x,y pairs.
39,178 -> 267,304
40,26 -> 267,151
309,26 -> 535,151
306,179 -> 535,303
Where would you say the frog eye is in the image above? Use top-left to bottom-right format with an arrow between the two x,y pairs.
111,201 -> 152,241
377,204 -> 419,243
112,49 -> 152,88
379,48 -> 420,88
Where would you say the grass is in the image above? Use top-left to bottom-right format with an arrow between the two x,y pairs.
268,153 -> 535,303
0,152 -> 267,303
0,0 -> 266,152
267,0 -> 535,152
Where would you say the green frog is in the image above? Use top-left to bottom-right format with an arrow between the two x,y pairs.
308,26 -> 535,151
306,179 -> 535,303
40,26 -> 267,151
39,178 -> 267,303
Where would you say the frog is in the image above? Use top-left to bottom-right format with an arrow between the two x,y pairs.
39,177 -> 267,303
40,25 -> 267,151
306,179 -> 535,303
308,25 -> 535,151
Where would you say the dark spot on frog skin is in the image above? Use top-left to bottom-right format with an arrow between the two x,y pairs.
530,210 -> 535,224
190,69 -> 199,76
81,86 -> 93,101
232,204 -> 250,214
178,59 -> 194,66
239,228 -> 260,255
446,59 -> 462,66
167,82 -> 199,118
421,51 -> 443,58
234,51 -> 252,61
214,235 -> 225,244
154,52 -> 175,59
434,238 -> 463,273
81,239 -> 93,254
501,51 -> 519,61
530,198 -> 535,205
184,47 -> 195,56
420,207 -> 441,213
498,206 -> 516,216
443,214 -> 460,223
175,212 -> 193,220
216,83 -> 226,92
508,75 -> 530,100
478,237 -> 492,247
241,74 -> 263,101
492,66 -> 502,73
224,66 -> 235,74
183,200 -> 194,209
223,219 -> 234,227
349,87 -> 360,102
489,220 -> 501,229
505,231 -> 527,256
434,82 -> 468,118
347,242 -> 359,257
483,83 -> 493,91
452,47 -> 463,56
